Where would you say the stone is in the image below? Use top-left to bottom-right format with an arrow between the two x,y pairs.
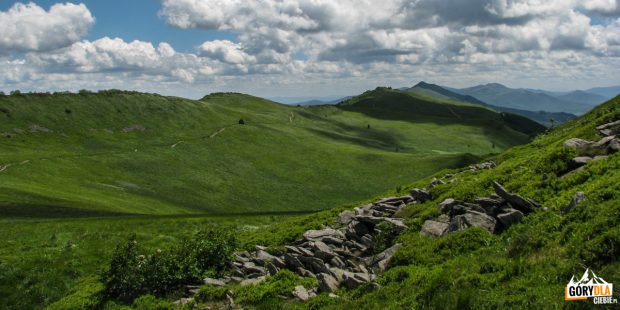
360,234 -> 375,248
563,191 -> 586,214
337,210 -> 355,225
354,204 -> 373,215
299,256 -> 330,274
354,215 -> 384,225
572,157 -> 592,167
342,273 -> 366,289
304,228 -> 345,241
203,277 -> 226,287
593,135 -> 616,148
266,262 -> 279,276
283,253 -> 304,270
377,196 -> 413,205
330,256 -> 346,268
255,245 -> 268,251
322,236 -> 344,246
297,246 -> 315,257
496,208 -> 524,227
463,203 -> 487,214
240,276 -> 267,286
564,138 -> 594,150
348,221 -> 371,238
384,218 -> 409,232
253,250 -> 277,266
608,138 -> 620,153
448,211 -> 497,234
292,285 -> 310,301
410,188 -> 431,202
313,241 -> 336,261
438,198 -> 461,213
420,220 -> 449,237
367,244 -> 401,272
492,181 -> 537,214
597,120 -> 620,136
317,273 -> 339,292
285,245 -> 303,255
297,267 -> 316,278
329,268 -> 346,282
474,197 -> 503,215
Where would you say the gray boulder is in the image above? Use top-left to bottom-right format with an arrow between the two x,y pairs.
313,241 -> 336,261
283,253 -> 304,270
304,228 -> 344,241
317,273 -> 339,292
438,198 -> 461,213
336,210 -> 355,225
410,188 -> 431,202
564,138 -> 594,150
492,181 -> 538,214
420,220 -> 448,237
597,120 -> 620,136
292,285 -> 310,301
448,211 -> 496,234
563,192 -> 586,214
496,208 -> 524,227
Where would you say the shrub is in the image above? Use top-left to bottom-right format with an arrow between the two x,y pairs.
103,228 -> 236,303
132,295 -> 172,310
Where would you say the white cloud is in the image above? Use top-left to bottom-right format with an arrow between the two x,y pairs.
197,40 -> 255,64
0,2 -> 94,53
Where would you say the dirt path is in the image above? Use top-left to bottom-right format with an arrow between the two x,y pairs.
209,128 -> 226,138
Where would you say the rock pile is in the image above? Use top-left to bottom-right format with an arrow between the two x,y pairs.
563,119 -> 619,173
420,181 -> 539,237
469,161 -> 497,171
177,194 -> 419,306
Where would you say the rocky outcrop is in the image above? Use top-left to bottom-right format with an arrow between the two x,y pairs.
179,193 -> 416,307
564,120 -> 619,174
420,182 -> 538,237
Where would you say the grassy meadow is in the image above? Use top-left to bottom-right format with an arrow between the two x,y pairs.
0,89 -> 545,308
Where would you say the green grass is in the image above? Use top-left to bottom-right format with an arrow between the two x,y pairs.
0,90 -> 539,216
0,89 -> 545,309
215,95 -> 620,309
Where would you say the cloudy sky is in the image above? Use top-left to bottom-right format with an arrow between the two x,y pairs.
1,0 -> 619,99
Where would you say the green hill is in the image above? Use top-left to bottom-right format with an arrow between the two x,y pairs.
0,89 -> 541,218
212,94 -> 619,309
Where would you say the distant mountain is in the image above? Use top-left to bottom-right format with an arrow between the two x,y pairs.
406,81 -> 486,105
557,90 -> 607,106
585,86 -> 620,99
454,83 -> 592,115
407,82 -> 577,126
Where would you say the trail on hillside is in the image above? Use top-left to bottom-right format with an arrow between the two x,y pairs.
209,128 -> 226,138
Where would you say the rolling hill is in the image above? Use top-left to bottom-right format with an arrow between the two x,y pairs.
0,89 -> 542,218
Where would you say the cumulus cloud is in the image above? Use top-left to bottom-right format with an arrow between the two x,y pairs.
0,2 -> 94,53
1,1 -> 620,97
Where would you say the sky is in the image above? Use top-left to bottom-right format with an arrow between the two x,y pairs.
0,0 -> 619,100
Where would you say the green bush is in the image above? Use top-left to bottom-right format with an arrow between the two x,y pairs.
132,295 -> 172,310
103,228 -> 236,303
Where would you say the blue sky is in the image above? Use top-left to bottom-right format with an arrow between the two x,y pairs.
0,1 -> 619,99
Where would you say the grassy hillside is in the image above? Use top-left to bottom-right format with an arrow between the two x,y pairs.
213,94 -> 619,309
0,90 -> 539,217
0,88 -> 544,309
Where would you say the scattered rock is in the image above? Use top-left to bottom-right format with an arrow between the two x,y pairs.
410,188 -> 431,202
317,273 -> 339,292
203,277 -> 226,286
420,220 -> 448,237
240,276 -> 266,287
292,285 -> 310,301
492,181 -> 538,214
470,161 -> 496,171
496,208 -> 524,228
336,210 -> 355,225
449,211 -> 497,234
563,192 -> 586,214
